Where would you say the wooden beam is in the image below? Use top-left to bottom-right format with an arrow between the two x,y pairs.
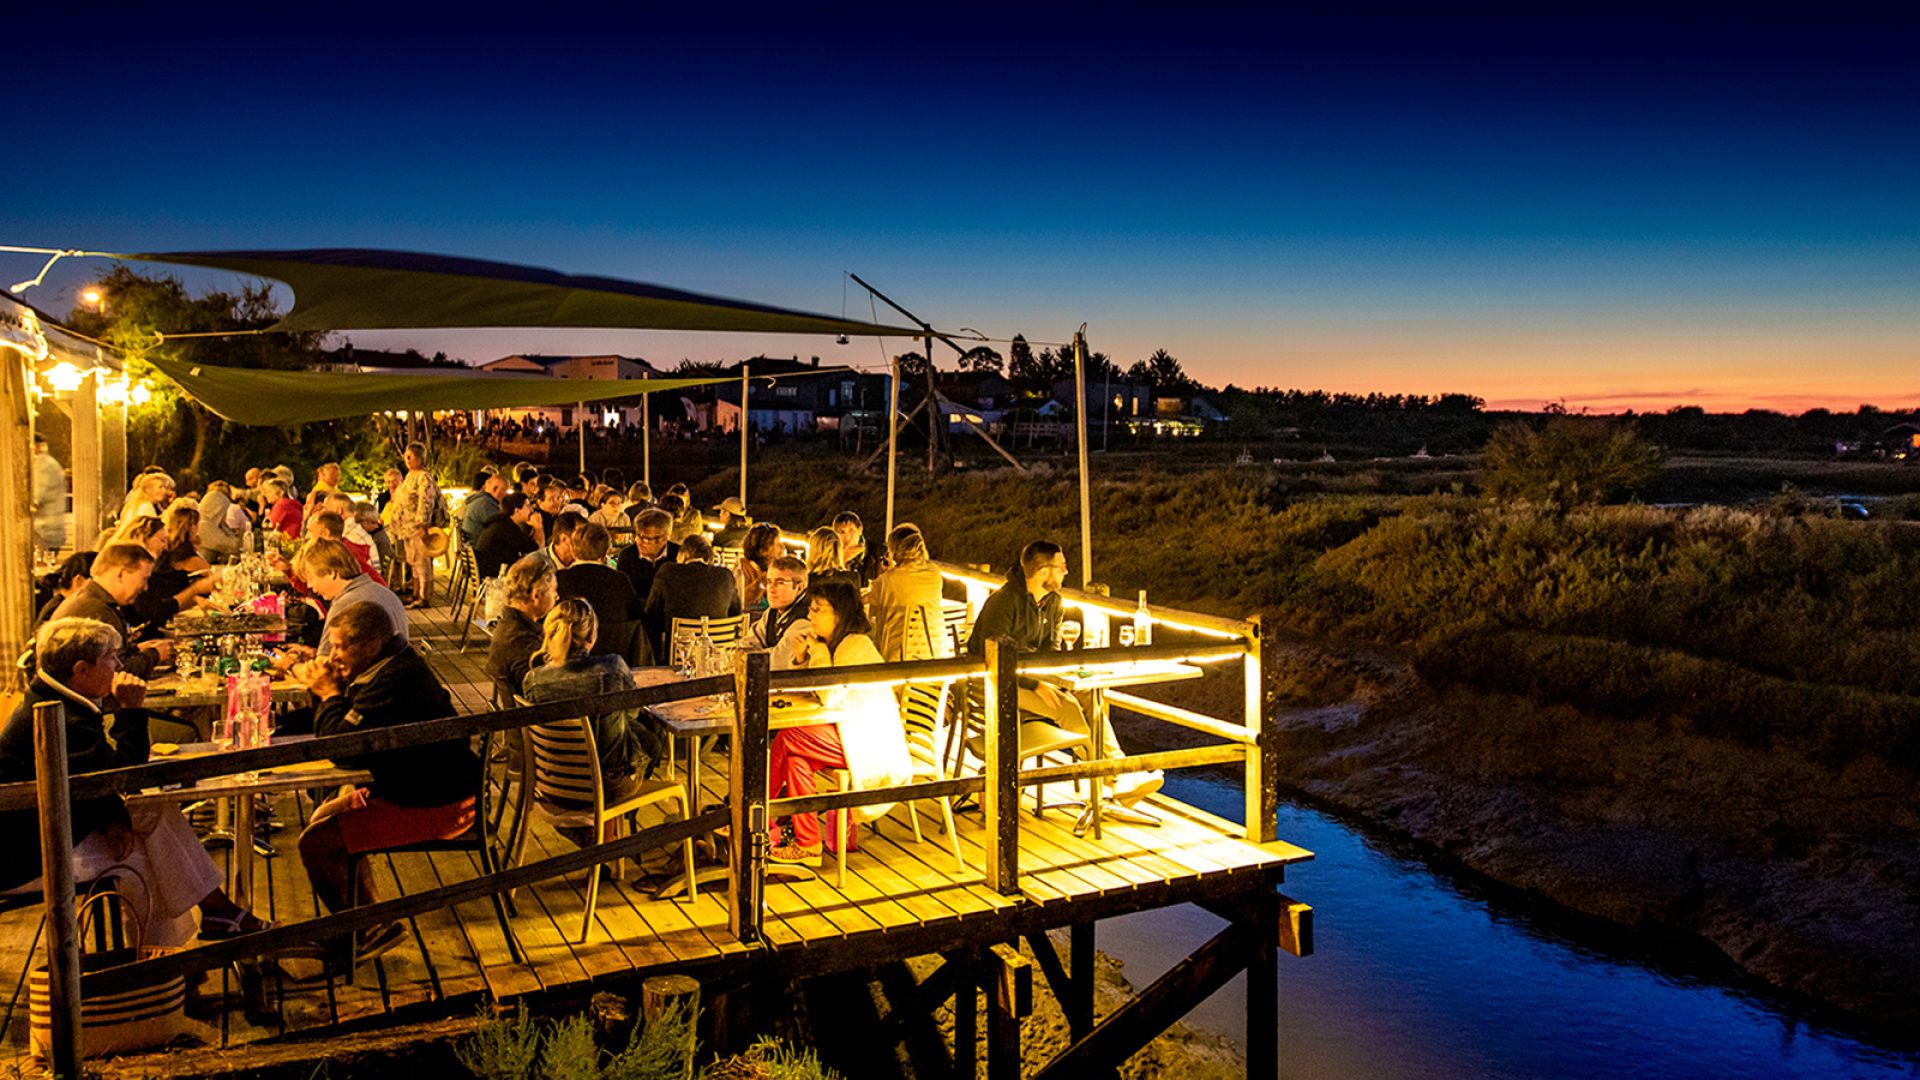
982,636 -> 1021,895
1018,745 -> 1246,786
773,774 -> 983,819
1033,922 -> 1251,1080
951,948 -> 978,1080
1245,614 -> 1281,844
986,942 -> 1032,1080
32,701 -> 80,1080
730,648 -> 771,943
70,369 -> 99,550
1069,923 -> 1096,1042
1103,690 -> 1257,746
0,354 -> 35,696
1246,891 -> 1280,1078
933,389 -> 1027,473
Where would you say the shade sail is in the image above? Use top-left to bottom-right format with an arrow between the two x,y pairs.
146,355 -> 724,427
119,249 -> 920,337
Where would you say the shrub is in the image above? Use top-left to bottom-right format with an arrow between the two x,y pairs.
1480,417 -> 1662,505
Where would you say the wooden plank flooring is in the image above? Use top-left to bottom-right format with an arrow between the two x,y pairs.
0,597 -> 1312,1055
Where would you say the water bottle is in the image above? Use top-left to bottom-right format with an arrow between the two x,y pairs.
1133,590 -> 1152,647
696,616 -> 718,676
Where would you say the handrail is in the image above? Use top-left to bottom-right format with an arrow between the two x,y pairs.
930,559 -> 1256,640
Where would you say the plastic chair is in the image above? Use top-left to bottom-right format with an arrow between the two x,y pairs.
667,613 -> 748,669
520,703 -> 697,941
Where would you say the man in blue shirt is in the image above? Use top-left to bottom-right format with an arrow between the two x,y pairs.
460,471 -> 506,546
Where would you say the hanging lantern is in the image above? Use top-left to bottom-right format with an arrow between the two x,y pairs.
44,361 -> 85,393
129,381 -> 152,405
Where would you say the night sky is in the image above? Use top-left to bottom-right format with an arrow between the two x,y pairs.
4,6 -> 1915,411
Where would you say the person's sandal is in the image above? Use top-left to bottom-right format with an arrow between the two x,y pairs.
767,844 -> 821,868
198,910 -> 273,941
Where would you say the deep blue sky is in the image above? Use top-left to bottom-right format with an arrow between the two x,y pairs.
5,6 -> 1916,410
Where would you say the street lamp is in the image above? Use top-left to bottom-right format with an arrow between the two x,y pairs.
79,287 -> 105,312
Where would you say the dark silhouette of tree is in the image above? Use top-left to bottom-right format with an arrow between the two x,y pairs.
957,345 -> 1003,374
895,350 -> 931,379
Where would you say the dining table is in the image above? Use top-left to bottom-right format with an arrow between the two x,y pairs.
1043,657 -> 1204,840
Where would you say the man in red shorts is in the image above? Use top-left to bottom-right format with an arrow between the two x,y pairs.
293,603 -> 476,963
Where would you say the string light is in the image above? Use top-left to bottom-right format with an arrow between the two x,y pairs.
44,361 -> 85,393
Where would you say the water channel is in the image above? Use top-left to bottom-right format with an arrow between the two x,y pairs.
1093,773 -> 1920,1079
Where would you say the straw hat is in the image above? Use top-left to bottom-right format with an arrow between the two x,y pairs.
423,526 -> 451,559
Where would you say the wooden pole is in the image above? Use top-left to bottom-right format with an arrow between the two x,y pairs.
950,947 -> 978,1078
70,371 -> 100,549
925,335 -> 939,476
1244,615 -> 1280,844
642,375 -> 651,491
738,363 -> 750,510
1068,922 -> 1095,1040
641,974 -> 701,1080
1246,891 -> 1280,1078
729,648 -> 770,942
2,355 -> 37,696
1072,332 -> 1093,585
32,700 -> 81,1078
986,942 -> 1032,1080
577,400 -> 587,475
885,356 -> 899,537
982,637 -> 1020,895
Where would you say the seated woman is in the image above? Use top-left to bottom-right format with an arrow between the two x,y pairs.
522,598 -> 663,811
804,526 -> 857,593
867,523 -> 946,661
0,618 -> 268,945
33,551 -> 97,629
767,581 -> 912,866
739,522 -> 783,611
112,513 -> 214,632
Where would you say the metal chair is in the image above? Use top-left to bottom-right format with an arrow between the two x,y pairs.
945,677 -> 1091,819
520,704 -> 698,941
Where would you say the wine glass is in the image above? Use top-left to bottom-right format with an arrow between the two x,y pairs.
212,718 -> 237,754
1060,620 -> 1082,652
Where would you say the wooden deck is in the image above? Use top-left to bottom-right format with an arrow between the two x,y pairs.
0,601 -> 1311,1057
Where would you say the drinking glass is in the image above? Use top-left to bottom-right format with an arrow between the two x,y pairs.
212,718 -> 237,754
1060,620 -> 1082,652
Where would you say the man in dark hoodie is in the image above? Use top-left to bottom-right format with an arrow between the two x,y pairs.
967,540 -> 1162,811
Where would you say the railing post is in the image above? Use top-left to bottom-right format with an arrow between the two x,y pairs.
730,649 -> 770,942
982,636 -> 1020,894
33,700 -> 81,1077
1243,615 -> 1280,843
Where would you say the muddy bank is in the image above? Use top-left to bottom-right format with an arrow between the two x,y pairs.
1123,635 -> 1920,1041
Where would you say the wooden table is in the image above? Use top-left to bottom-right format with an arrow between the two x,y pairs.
1048,659 -> 1204,840
129,736 -> 369,910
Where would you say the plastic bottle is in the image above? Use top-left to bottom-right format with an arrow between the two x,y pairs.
1133,589 -> 1152,647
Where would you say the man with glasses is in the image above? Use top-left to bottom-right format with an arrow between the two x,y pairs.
967,540 -> 1163,816
614,507 -> 678,600
747,556 -> 812,669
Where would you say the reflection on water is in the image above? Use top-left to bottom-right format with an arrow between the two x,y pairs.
1091,774 -> 1920,1079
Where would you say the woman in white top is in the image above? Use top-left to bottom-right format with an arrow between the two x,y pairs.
766,580 -> 911,865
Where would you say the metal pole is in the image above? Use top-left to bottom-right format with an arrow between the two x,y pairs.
739,363 -> 750,509
1073,331 -> 1094,585
885,356 -> 900,537
32,700 -> 80,1078
642,375 -> 651,491
577,400 -> 587,475
1103,362 -> 1111,453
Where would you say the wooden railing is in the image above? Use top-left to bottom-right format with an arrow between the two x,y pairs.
3,584 -> 1278,1066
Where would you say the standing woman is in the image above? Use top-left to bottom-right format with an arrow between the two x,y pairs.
866,524 -> 945,661
766,580 -> 911,866
392,442 -> 442,608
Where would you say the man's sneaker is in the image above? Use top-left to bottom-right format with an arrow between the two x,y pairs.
767,844 -> 821,868
355,922 -> 408,963
1111,770 -> 1164,807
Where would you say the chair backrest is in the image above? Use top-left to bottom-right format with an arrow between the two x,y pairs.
517,697 -> 607,818
941,600 -> 972,657
905,605 -> 949,662
714,545 -> 744,570
668,613 -> 748,667
900,681 -> 950,777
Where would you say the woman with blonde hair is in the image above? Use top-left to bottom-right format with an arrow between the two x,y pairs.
866,524 -> 945,661
522,598 -> 662,806
805,526 -> 856,592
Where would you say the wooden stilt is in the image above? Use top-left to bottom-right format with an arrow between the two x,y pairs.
982,637 -> 1020,895
1246,892 -> 1280,1079
950,948 -> 978,1079
986,943 -> 1031,1080
1068,921 -> 1096,1040
729,650 -> 770,942
642,974 -> 701,1080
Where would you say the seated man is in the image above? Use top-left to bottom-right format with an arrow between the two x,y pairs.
614,507 -> 678,600
556,522 -> 644,664
460,470 -> 507,546
711,497 -> 751,549
642,534 -> 741,664
966,540 -> 1163,813
301,538 -> 409,658
539,510 -> 588,573
0,618 -> 267,945
323,493 -> 384,573
475,492 -> 539,578
487,554 -> 557,697
293,604 -> 476,964
833,511 -> 885,587
50,543 -> 173,679
746,555 -> 812,669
